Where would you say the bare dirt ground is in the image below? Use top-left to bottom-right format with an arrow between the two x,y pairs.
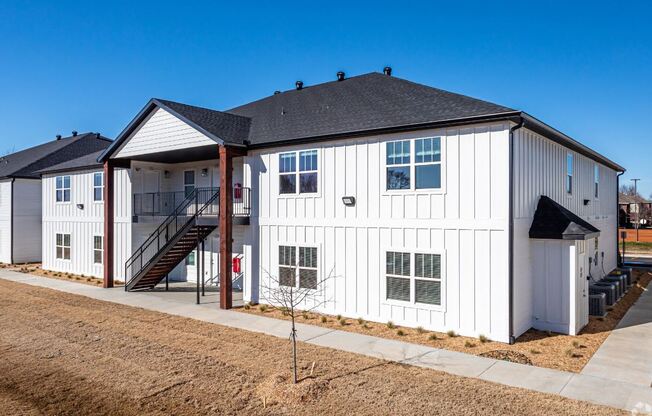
243,269 -> 652,373
0,279 -> 623,415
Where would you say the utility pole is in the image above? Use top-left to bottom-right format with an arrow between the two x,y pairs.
632,178 -> 641,242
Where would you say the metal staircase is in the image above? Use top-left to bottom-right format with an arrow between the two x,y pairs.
125,188 -> 219,291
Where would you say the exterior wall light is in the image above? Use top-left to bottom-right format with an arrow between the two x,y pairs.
76,204 -> 84,210
201,168 -> 208,177
342,196 -> 356,207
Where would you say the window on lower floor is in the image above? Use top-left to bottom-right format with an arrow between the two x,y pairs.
185,251 -> 195,266
93,236 -> 103,264
56,233 -> 71,260
386,251 -> 442,306
278,245 -> 318,289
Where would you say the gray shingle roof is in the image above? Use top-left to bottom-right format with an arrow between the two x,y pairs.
227,72 -> 516,146
37,149 -> 106,174
0,133 -> 112,179
156,99 -> 251,145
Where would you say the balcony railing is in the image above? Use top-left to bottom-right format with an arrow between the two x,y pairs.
133,187 -> 251,218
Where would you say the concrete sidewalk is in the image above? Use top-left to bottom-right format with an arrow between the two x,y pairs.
2,269 -> 652,414
582,278 -> 652,387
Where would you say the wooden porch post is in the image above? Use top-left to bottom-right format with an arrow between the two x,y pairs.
219,145 -> 233,309
103,160 -> 115,288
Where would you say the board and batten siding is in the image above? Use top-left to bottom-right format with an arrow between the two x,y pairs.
42,169 -> 131,280
115,107 -> 215,159
512,127 -> 619,337
246,122 -> 512,342
0,180 -> 12,263
12,179 -> 42,263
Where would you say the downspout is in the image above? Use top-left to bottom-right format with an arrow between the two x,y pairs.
617,171 -> 625,267
9,178 -> 15,264
508,117 -> 525,345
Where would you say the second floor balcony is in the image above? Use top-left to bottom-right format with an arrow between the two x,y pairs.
133,186 -> 251,224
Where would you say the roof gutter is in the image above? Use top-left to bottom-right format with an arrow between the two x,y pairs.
508,116 -> 525,345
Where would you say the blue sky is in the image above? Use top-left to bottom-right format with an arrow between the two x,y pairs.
1,1 -> 650,195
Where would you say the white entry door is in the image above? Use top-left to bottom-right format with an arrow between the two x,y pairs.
142,171 -> 160,214
576,244 -> 589,330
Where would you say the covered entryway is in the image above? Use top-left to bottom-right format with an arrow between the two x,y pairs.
529,196 -> 600,335
98,98 -> 252,309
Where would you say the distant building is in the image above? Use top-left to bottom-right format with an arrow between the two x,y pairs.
619,193 -> 652,227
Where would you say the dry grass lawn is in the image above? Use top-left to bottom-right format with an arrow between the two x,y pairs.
0,278 -> 624,415
0,263 -> 123,287
243,269 -> 652,373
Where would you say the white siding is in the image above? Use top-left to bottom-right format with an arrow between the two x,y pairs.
12,179 -> 42,263
248,123 -> 512,342
512,126 -> 619,337
0,180 -> 12,263
115,108 -> 216,158
42,169 -> 131,280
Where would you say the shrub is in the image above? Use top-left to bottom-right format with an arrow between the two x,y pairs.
357,317 -> 365,325
386,321 -> 395,329
302,311 -> 310,320
339,318 -> 347,326
416,326 -> 425,334
362,323 -> 370,329
336,314 -> 342,321
243,303 -> 251,310
428,333 -> 438,341
446,330 -> 456,338
478,334 -> 489,343
320,316 -> 328,323
396,329 -> 405,336
259,304 -> 268,312
565,348 -> 580,358
464,341 -> 475,348
572,340 -> 580,348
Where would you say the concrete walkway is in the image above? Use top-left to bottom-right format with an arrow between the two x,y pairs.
582,279 -> 652,387
2,270 -> 652,414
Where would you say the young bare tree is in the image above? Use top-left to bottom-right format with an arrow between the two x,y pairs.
259,263 -> 336,384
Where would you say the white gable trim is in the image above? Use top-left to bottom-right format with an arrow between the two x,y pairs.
115,107 -> 216,159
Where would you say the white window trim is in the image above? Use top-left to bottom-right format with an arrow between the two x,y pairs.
93,235 -> 103,265
382,137 -> 446,196
93,172 -> 104,203
184,170 -> 196,198
276,242 -> 322,292
55,233 -> 71,261
381,247 -> 446,312
55,175 -> 72,204
277,149 -> 322,198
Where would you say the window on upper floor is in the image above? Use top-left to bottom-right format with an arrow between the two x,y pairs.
594,165 -> 599,199
279,150 -> 318,195
184,170 -> 195,198
386,251 -> 443,306
278,245 -> 318,289
56,233 -> 71,260
566,153 -> 573,195
93,172 -> 104,202
55,175 -> 71,202
386,137 -> 442,191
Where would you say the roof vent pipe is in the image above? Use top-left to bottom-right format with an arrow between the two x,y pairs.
295,81 -> 303,90
56,134 -> 62,140
337,71 -> 345,81
72,130 -> 78,136
383,66 -> 392,76
274,90 -> 281,95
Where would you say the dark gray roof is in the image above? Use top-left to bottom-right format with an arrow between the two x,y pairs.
227,72 -> 516,146
0,133 -> 112,179
529,196 -> 601,240
37,149 -> 106,175
156,99 -> 250,145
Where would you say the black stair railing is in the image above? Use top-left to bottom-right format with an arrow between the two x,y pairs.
125,187 -> 219,289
